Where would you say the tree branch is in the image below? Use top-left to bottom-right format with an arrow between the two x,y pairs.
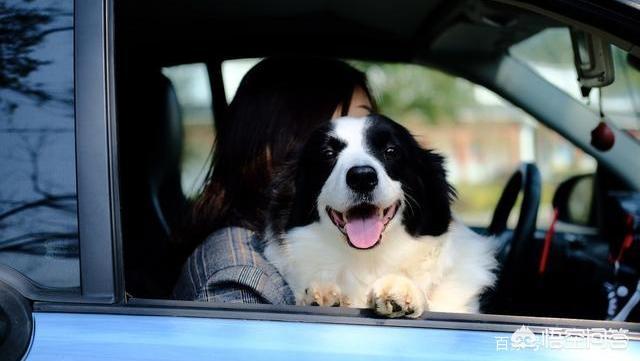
39,26 -> 73,38
0,232 -> 78,251
0,194 -> 76,221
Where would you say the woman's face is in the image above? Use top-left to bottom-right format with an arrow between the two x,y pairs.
331,87 -> 373,119
267,86 -> 372,165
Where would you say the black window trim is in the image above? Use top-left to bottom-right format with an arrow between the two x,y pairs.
75,0 -> 120,303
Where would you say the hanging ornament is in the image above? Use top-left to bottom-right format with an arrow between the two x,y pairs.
590,88 -> 615,151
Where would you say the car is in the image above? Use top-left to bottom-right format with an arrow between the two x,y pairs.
1,0 -> 639,360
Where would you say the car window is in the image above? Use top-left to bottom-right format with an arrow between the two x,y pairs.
162,63 -> 215,198
221,58 -> 261,103
511,28 -> 640,136
0,0 -> 78,288
351,61 -> 597,228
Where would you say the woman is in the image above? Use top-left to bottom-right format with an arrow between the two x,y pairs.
174,57 -> 375,304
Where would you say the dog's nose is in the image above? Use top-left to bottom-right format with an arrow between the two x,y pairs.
346,166 -> 378,193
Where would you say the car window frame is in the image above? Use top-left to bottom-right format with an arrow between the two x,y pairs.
75,0 -> 122,304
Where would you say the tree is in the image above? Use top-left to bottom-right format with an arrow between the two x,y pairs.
0,0 -> 77,261
352,61 -> 477,124
0,0 -> 72,114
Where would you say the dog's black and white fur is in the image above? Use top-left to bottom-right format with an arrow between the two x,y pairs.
264,114 -> 496,317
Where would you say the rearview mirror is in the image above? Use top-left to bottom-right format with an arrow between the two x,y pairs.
569,29 -> 615,97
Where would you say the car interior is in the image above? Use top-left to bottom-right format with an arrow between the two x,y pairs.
114,0 -> 640,322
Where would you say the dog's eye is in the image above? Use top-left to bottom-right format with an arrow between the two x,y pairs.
384,146 -> 398,159
322,149 -> 336,159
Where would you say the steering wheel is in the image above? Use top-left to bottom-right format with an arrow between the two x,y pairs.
483,163 -> 541,313
487,163 -> 541,270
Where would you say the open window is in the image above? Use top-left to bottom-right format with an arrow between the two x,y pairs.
109,0 -> 640,325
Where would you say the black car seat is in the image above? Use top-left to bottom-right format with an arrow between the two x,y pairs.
118,69 -> 188,298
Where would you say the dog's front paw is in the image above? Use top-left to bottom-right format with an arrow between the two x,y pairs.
368,275 -> 427,318
299,282 -> 345,307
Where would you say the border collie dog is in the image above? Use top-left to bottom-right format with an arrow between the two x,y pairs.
264,114 -> 496,318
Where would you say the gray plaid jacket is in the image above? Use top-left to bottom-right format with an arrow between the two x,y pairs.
173,227 -> 295,304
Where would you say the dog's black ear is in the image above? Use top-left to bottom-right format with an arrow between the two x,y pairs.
403,148 -> 456,237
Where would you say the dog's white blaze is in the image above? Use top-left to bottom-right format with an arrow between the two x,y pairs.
331,116 -> 367,150
264,116 -> 497,315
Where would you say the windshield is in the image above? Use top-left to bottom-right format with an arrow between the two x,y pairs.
511,28 -> 640,137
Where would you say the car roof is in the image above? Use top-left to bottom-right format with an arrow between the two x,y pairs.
117,0 -> 558,65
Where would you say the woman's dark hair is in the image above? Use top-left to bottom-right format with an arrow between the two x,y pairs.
189,57 -> 374,241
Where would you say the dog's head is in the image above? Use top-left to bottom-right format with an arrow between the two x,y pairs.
268,114 -> 455,249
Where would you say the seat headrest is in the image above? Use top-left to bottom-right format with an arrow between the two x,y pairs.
146,74 -> 183,190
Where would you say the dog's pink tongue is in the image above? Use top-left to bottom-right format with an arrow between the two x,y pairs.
345,215 -> 384,249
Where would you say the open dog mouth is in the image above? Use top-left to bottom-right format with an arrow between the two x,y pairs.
326,201 -> 400,250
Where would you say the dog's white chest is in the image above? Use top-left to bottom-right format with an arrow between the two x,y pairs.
264,220 -> 496,314
265,222 -> 446,308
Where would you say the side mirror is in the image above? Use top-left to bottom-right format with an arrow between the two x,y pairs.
552,174 -> 595,226
569,29 -> 615,97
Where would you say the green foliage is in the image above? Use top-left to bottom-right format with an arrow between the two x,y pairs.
350,61 -> 477,124
510,28 -> 574,67
511,28 -> 640,121
608,47 -> 640,101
